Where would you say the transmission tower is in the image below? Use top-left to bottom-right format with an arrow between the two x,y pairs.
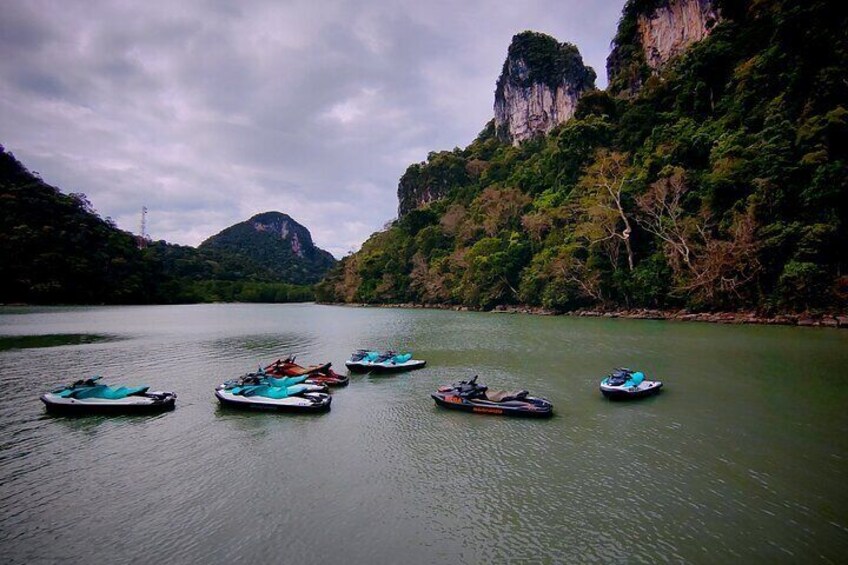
137,206 -> 148,249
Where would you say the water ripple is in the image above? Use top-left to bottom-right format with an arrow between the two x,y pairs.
0,305 -> 847,563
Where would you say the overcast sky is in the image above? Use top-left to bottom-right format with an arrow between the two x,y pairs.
1,0 -> 625,257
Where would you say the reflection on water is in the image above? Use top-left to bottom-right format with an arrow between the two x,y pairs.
0,333 -> 121,351
0,304 -> 846,564
208,333 -> 317,358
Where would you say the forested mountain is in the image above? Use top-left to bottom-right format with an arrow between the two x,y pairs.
0,148 -> 317,304
317,0 -> 847,315
0,147 -> 151,304
199,212 -> 336,285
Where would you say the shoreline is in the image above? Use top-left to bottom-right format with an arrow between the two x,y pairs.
321,302 -> 848,329
4,301 -> 845,329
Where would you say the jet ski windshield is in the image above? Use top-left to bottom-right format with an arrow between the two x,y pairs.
607,370 -> 630,386
374,352 -> 395,363
606,368 -> 646,387
350,350 -> 370,362
453,376 -> 487,398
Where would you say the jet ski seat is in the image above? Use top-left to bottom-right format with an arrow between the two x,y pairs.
62,385 -> 149,400
483,390 -> 529,403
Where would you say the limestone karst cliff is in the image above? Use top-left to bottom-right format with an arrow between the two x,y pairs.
396,32 -> 596,219
494,31 -> 596,146
607,0 -> 720,96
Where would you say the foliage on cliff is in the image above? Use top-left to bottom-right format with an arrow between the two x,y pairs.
317,0 -> 848,313
496,31 -> 597,92
0,148 -> 314,304
397,150 -> 471,218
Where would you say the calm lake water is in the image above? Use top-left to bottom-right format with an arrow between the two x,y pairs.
1,304 -> 847,564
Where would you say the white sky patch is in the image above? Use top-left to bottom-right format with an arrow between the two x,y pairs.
321,87 -> 380,125
323,99 -> 366,125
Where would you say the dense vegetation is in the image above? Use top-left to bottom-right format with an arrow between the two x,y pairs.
0,148 -> 315,305
0,148 -> 151,304
143,240 -> 316,304
318,0 -> 848,314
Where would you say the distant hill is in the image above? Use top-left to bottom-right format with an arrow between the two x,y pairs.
0,147 -> 324,304
199,211 -> 336,285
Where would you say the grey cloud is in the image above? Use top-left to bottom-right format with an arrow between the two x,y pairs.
0,0 -> 625,257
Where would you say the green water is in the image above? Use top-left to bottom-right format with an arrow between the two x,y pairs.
0,304 -> 846,563
0,333 -> 120,351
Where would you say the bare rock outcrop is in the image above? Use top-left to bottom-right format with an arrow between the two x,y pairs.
494,31 -> 595,146
608,0 -> 721,96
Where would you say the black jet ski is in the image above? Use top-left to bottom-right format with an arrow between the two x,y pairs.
600,368 -> 663,400
215,372 -> 331,413
431,376 -> 553,418
41,376 -> 176,415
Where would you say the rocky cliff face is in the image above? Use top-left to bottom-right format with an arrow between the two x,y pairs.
639,0 -> 719,70
494,31 -> 596,146
199,211 -> 336,285
397,149 -> 469,218
608,0 -> 720,95
251,213 -> 307,258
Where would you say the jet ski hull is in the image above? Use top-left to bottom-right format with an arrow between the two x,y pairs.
344,361 -> 372,373
600,380 -> 663,400
41,391 -> 176,415
431,392 -> 553,418
215,389 -> 331,413
345,359 -> 426,374
304,373 -> 350,387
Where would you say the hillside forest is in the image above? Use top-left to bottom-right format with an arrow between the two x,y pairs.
0,148 -> 316,305
317,0 -> 847,315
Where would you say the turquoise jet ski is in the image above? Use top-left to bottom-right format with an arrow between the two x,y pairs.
215,371 -> 331,413
219,369 -> 328,394
41,376 -> 176,414
600,368 -> 663,400
345,350 -> 426,373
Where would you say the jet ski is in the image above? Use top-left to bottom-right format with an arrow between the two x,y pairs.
265,356 -> 350,387
41,376 -> 176,415
431,376 -> 553,418
220,370 -> 328,394
345,350 -> 426,373
215,372 -> 331,413
600,368 -> 663,400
